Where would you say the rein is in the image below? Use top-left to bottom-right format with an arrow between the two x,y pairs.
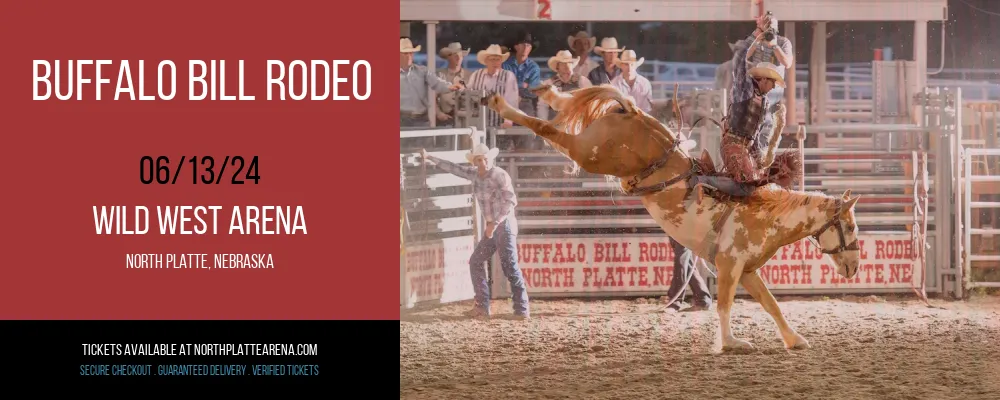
624,138 -> 701,196
810,199 -> 860,255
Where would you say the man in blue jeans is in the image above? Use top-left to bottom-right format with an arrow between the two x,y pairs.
421,144 -> 530,319
665,237 -> 713,312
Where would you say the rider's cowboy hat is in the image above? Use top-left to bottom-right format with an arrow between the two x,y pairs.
567,31 -> 597,49
439,42 -> 470,58
465,143 -> 500,163
547,50 -> 580,72
400,37 -> 421,53
749,62 -> 786,88
614,50 -> 644,68
476,44 -> 510,65
593,37 -> 625,55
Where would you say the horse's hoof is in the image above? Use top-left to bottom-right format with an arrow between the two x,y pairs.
722,337 -> 756,352
486,94 -> 505,112
529,84 -> 553,95
785,333 -> 812,350
787,340 -> 812,350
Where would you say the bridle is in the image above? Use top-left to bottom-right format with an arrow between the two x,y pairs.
809,199 -> 860,255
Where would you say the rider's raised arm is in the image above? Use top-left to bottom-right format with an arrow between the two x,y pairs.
729,43 -> 755,105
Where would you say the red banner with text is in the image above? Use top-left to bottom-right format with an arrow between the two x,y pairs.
517,234 -> 925,292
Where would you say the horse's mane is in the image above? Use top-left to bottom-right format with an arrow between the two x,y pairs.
750,185 -> 838,217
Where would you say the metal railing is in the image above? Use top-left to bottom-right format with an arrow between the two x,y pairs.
400,127 -> 485,242
400,127 -> 486,309
962,148 -> 1000,290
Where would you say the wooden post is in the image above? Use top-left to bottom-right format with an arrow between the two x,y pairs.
809,22 -> 827,125
426,21 -> 438,127
783,21 -> 797,128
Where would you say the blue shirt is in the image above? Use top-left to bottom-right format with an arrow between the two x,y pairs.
502,57 -> 541,100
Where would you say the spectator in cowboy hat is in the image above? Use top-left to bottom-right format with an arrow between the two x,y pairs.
587,37 -> 625,85
400,37 -> 462,128
420,144 -> 530,320
502,31 -> 542,117
567,31 -> 599,77
536,50 -> 593,120
466,44 -> 519,128
609,49 -> 653,113
434,42 -> 472,126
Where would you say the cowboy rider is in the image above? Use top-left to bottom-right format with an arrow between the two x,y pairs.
739,11 -> 793,151
689,58 -> 787,202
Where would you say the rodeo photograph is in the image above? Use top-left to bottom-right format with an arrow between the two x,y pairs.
399,1 -> 1000,398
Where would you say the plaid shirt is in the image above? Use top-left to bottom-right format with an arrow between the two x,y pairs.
725,43 -> 769,155
432,158 -> 518,224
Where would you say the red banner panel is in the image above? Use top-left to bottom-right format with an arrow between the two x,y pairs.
0,0 -> 400,320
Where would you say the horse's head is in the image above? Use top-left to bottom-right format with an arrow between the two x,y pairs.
811,190 -> 862,279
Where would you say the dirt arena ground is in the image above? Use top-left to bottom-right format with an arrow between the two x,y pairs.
400,294 -> 1000,400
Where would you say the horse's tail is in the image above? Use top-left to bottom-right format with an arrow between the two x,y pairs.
542,85 -> 640,178
551,85 -> 639,136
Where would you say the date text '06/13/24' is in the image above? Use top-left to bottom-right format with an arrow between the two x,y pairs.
140,156 -> 259,185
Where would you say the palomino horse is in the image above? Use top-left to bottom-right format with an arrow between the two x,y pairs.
485,85 -> 862,352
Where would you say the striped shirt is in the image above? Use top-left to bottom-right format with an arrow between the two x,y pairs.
431,158 -> 518,225
466,68 -> 519,127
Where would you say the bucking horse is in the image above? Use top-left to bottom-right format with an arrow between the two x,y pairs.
483,85 -> 862,352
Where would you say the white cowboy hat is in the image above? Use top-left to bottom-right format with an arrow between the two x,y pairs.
593,37 -> 625,55
476,44 -> 510,65
567,31 -> 597,49
547,50 -> 580,72
400,38 -> 421,53
439,42 -> 470,58
614,49 -> 644,68
465,143 -> 500,163
748,62 -> 786,88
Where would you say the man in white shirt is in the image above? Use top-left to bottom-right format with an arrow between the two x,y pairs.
609,50 -> 653,113
466,45 -> 520,128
